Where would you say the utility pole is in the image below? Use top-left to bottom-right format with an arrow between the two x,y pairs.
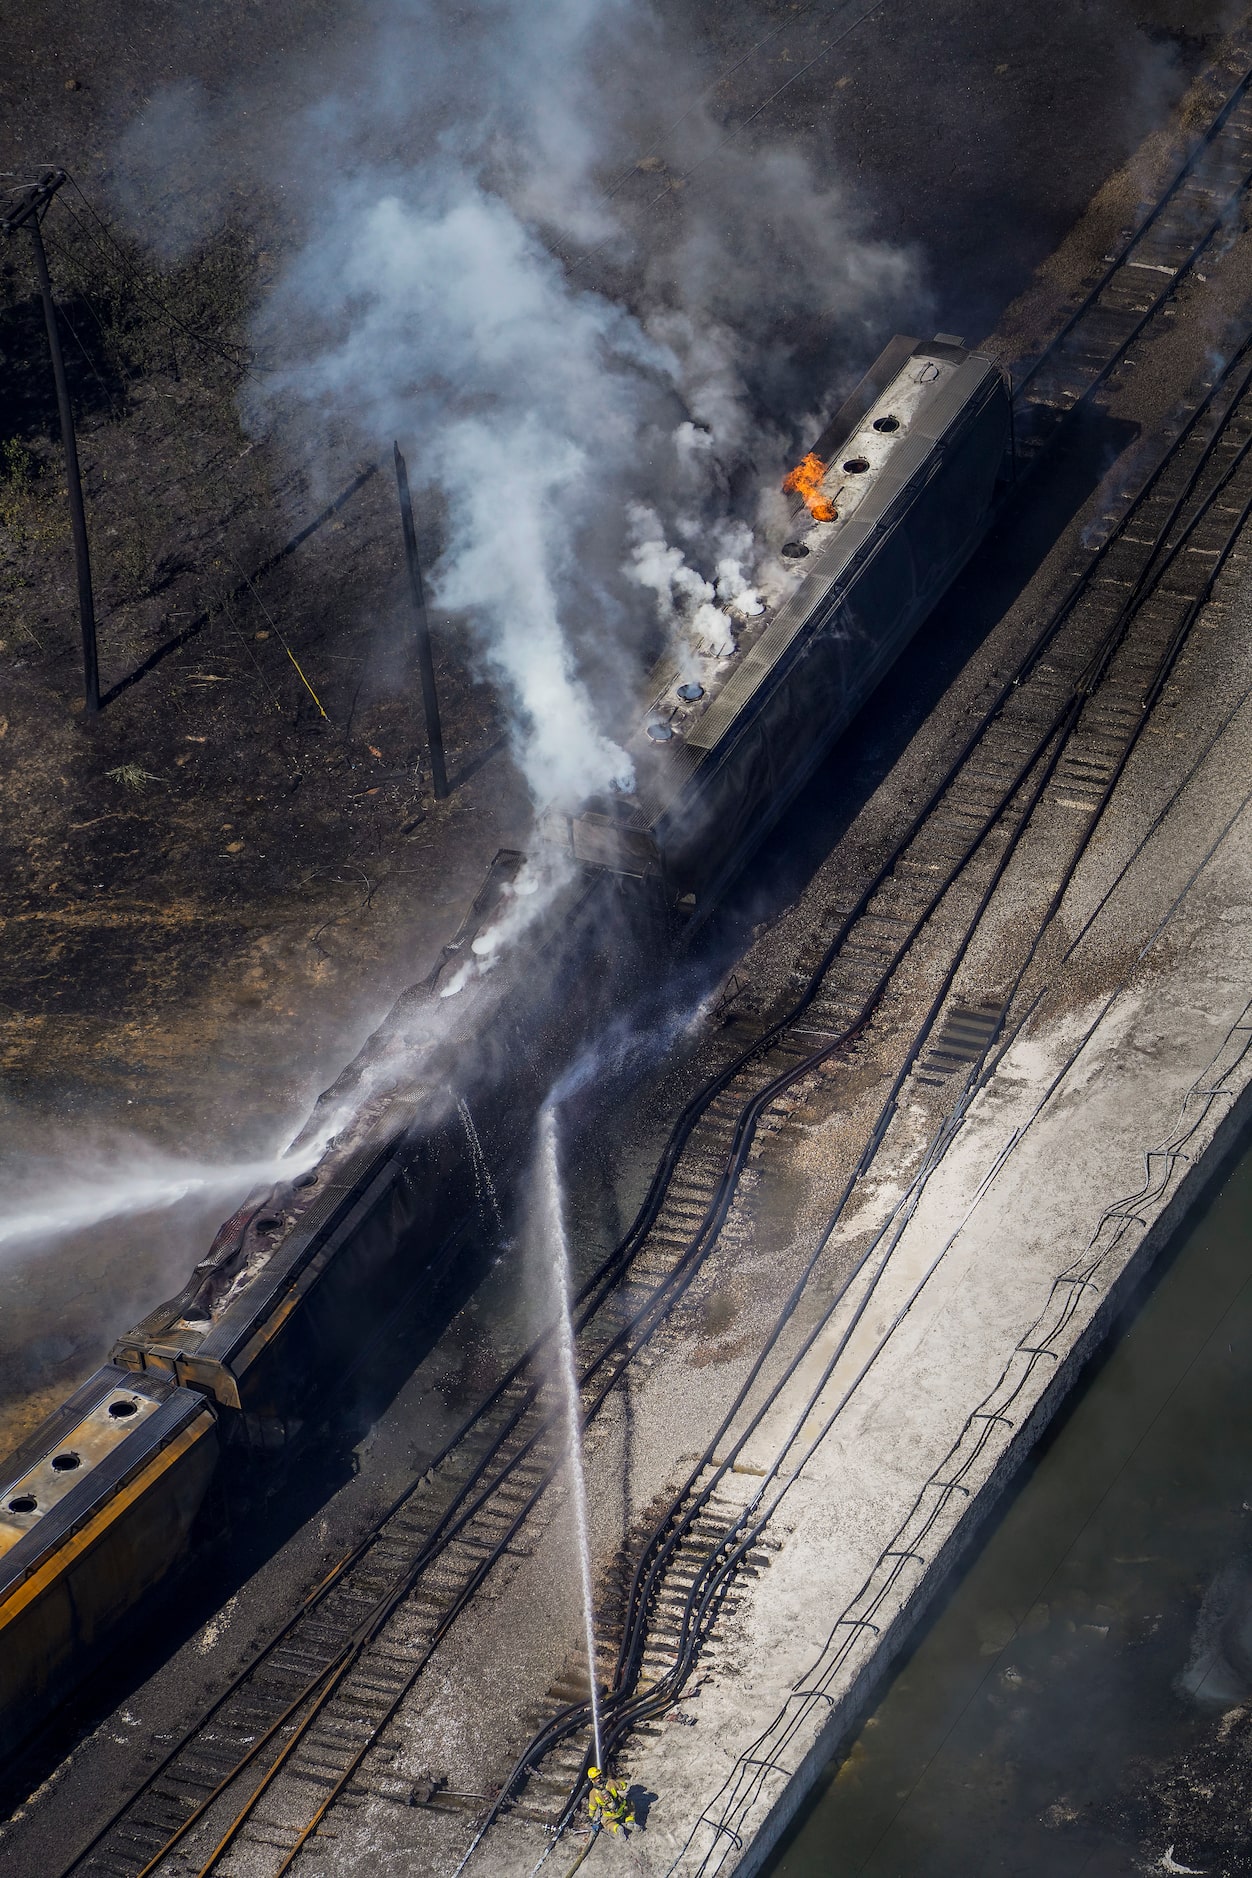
2,169 -> 99,714
393,441 -> 448,799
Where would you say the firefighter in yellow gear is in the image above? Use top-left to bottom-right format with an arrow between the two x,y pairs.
586,1767 -> 634,1836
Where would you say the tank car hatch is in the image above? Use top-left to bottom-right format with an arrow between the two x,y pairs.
0,1364 -> 217,1760
601,335 -> 1010,917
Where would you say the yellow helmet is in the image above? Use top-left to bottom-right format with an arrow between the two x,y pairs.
587,1767 -> 601,1781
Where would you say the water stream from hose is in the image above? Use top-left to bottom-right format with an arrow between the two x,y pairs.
0,1144 -> 319,1257
536,1103 -> 603,1770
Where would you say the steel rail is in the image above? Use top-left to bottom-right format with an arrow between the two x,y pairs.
490,718 -> 1085,1822
637,380 -> 1252,1668
421,339 -> 1252,1846
529,578 -> 1248,1860
685,933 -> 1252,1875
1011,64 -> 1252,402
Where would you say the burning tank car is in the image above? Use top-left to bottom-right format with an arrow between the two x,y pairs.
0,336 -> 1009,1759
586,334 -> 1010,910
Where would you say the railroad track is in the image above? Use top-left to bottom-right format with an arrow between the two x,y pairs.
1011,53 -> 1252,463
57,52 -> 1252,1878
480,293 -> 1252,1852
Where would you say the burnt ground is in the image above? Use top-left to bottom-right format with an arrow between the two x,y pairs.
0,224 -> 530,1442
1,1 -> 1252,1866
0,1 -> 1243,1447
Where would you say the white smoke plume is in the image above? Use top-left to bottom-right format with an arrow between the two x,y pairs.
254,177 -> 678,809
233,0 -> 922,813
624,503 -> 763,670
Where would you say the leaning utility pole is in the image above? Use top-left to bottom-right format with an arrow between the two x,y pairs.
393,441 -> 448,799
2,169 -> 99,714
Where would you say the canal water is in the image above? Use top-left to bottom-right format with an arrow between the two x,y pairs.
765,1127 -> 1252,1878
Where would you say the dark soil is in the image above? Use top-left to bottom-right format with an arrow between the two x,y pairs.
0,0 -> 1239,1445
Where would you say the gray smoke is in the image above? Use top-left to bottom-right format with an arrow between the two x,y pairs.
110,78 -> 232,262
255,175 -> 669,808
236,0 -> 922,812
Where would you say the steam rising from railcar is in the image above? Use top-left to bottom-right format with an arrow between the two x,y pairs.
231,0 -> 919,818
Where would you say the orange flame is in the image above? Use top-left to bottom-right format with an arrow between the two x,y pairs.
782,451 -> 837,523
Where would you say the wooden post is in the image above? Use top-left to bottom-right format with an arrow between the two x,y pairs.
393,441 -> 447,799
4,171 -> 99,713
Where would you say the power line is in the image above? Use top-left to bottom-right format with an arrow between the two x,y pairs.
59,173 -> 250,371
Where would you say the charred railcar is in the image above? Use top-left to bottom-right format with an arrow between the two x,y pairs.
0,336 -> 1008,1758
111,847 -> 670,1443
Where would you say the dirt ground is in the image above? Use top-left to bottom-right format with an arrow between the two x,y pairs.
0,0 -> 1241,1443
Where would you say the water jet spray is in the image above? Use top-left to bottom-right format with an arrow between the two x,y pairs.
534,1103 -> 603,1770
